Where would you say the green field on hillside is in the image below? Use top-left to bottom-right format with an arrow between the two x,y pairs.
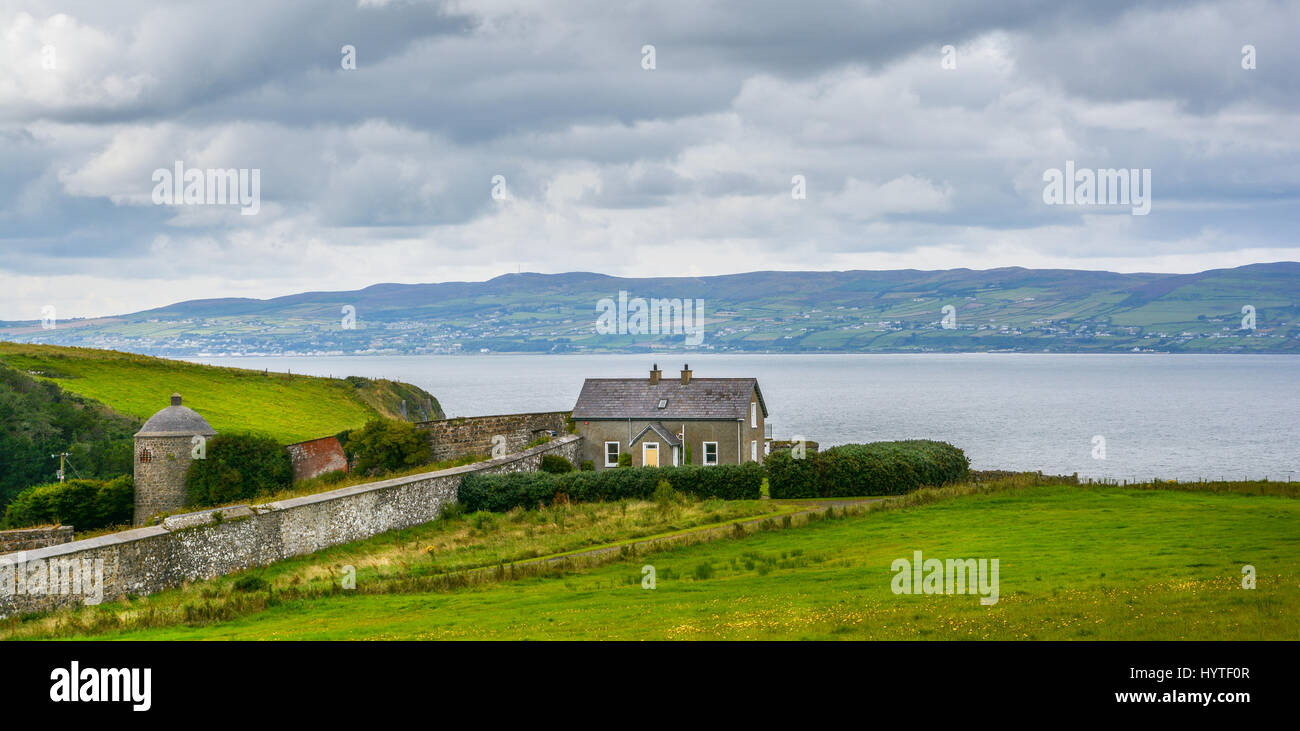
0,343 -> 441,444
8,480 -> 1297,640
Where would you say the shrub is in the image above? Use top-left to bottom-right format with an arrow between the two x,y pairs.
766,440 -> 969,498
439,501 -> 467,521
345,419 -> 432,476
232,574 -> 268,592
95,474 -> 135,527
654,479 -> 683,514
540,454 -> 574,474
579,460 -> 595,471
460,462 -> 764,512
186,433 -> 293,507
1,474 -> 134,531
617,452 -> 632,468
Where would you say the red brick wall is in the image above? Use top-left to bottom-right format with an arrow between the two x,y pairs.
285,436 -> 349,481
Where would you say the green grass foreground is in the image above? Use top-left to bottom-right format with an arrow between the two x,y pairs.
2,496 -> 798,639
0,343 -> 440,443
5,476 -> 1296,640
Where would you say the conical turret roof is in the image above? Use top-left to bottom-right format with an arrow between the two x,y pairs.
135,393 -> 217,437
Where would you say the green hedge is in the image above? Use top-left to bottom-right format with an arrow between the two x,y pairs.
461,462 -> 764,512
1,475 -> 134,531
766,440 -> 969,498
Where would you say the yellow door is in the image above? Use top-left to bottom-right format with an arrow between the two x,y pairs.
643,443 -> 659,467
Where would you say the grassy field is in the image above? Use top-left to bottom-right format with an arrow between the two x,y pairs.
5,478 -> 1296,640
0,343 -> 440,443
1,496 -> 797,639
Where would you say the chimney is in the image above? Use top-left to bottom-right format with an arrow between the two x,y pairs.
171,393 -> 182,406
680,364 -> 692,385
649,363 -> 661,385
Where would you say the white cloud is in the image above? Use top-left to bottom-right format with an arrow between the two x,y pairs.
0,0 -> 1297,319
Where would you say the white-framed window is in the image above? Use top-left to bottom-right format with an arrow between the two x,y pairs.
751,440 -> 758,462
703,441 -> 718,466
604,441 -> 620,467
751,402 -> 757,428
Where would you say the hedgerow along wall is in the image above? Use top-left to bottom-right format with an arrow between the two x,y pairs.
0,435 -> 580,618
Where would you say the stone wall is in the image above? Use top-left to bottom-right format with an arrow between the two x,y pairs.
0,526 -> 74,553
285,435 -> 349,481
0,435 -> 581,618
134,434 -> 197,527
416,411 -> 571,461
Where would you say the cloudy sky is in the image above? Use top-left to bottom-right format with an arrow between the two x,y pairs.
2,0 -> 1298,319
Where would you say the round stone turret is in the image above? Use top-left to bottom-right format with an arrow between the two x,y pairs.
133,394 -> 217,526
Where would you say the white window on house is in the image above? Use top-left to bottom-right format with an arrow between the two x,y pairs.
751,402 -> 757,428
751,440 -> 757,462
604,441 -> 620,467
703,441 -> 718,466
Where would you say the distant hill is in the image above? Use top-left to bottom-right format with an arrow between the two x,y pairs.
2,263 -> 1297,355
0,344 -> 444,447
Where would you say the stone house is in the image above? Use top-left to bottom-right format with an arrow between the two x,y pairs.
571,364 -> 768,469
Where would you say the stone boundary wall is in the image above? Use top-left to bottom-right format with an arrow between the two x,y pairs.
416,411 -> 571,461
0,435 -> 581,618
0,526 -> 74,553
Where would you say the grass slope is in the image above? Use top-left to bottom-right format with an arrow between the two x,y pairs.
0,343 -> 442,444
11,482 -> 1298,640
1,497 -> 793,639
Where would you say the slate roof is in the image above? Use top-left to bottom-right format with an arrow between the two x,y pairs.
631,422 -> 682,447
135,394 -> 218,437
572,377 -> 768,421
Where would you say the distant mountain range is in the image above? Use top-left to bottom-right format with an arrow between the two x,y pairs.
3,263 -> 1298,355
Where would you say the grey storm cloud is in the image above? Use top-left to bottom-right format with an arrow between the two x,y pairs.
0,0 -> 1298,318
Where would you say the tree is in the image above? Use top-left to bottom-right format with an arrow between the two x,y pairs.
345,419 -> 432,475
187,433 -> 293,506
2,475 -> 133,531
0,365 -> 138,510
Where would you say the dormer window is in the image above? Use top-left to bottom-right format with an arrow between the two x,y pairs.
657,399 -> 668,409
